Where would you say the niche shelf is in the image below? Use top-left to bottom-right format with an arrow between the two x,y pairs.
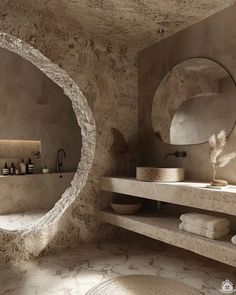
0,171 -> 75,178
0,139 -> 41,159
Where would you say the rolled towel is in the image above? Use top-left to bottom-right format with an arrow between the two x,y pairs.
231,235 -> 236,244
180,213 -> 229,232
179,222 -> 230,239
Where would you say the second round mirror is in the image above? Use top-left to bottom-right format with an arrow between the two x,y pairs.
152,58 -> 236,145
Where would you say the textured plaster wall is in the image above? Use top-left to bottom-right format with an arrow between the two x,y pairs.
0,2 -> 138,260
0,47 -> 81,173
0,172 -> 75,214
139,5 -> 236,183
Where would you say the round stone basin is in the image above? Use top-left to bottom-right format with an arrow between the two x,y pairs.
136,167 -> 185,182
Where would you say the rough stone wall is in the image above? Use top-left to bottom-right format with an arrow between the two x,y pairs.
19,0 -> 236,50
0,1 -> 138,259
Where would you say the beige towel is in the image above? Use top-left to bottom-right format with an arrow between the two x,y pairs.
180,213 -> 229,232
231,235 -> 236,244
179,222 -> 230,239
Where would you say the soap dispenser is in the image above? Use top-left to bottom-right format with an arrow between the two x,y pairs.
19,158 -> 26,175
27,158 -> 34,174
10,162 -> 15,175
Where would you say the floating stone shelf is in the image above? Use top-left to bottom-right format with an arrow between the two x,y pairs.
100,176 -> 236,266
100,210 -> 236,267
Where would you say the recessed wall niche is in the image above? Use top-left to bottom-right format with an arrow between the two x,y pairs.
0,139 -> 41,159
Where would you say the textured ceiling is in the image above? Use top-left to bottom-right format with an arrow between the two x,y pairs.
19,0 -> 235,49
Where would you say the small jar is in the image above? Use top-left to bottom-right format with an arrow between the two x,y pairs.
42,166 -> 49,174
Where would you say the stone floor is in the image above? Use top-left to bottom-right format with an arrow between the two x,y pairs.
0,211 -> 46,231
0,235 -> 235,295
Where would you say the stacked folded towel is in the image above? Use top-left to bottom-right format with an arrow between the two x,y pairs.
179,213 -> 230,240
231,235 -> 236,244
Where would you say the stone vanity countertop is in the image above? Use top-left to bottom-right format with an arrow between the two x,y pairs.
100,177 -> 236,216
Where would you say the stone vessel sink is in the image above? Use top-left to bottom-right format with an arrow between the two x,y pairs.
136,167 -> 185,182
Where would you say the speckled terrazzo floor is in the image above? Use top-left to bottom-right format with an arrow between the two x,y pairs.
0,236 -> 235,295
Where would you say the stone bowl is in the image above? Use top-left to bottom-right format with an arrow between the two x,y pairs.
136,167 -> 185,182
111,203 -> 142,215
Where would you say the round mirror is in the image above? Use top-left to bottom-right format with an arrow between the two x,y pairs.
0,47 -> 82,231
151,58 -> 236,145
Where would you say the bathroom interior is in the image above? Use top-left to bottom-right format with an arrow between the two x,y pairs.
1,1 -> 236,294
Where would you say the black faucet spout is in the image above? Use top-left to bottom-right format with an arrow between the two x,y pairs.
56,149 -> 67,172
164,151 -> 187,159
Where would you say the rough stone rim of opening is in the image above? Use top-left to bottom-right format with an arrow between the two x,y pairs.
0,33 -> 96,235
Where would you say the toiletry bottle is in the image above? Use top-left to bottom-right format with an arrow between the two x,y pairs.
10,162 -> 15,175
15,165 -> 20,175
19,158 -> 26,175
27,158 -> 34,174
2,162 -> 10,176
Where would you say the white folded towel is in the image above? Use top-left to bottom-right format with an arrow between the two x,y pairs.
231,235 -> 236,244
180,213 -> 229,232
179,222 -> 230,239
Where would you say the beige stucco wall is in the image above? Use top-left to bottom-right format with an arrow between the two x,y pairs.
0,172 -> 75,214
0,1 -> 137,257
0,47 -> 81,173
138,5 -> 236,183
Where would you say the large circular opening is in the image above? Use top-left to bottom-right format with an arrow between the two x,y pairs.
0,33 -> 95,245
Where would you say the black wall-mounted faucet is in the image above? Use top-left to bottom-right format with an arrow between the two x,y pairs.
56,149 -> 67,172
165,151 -> 187,159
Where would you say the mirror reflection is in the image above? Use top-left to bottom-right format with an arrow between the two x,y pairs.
151,58 -> 236,145
0,48 -> 82,231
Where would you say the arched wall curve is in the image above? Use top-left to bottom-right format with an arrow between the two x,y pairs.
0,33 -> 96,260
